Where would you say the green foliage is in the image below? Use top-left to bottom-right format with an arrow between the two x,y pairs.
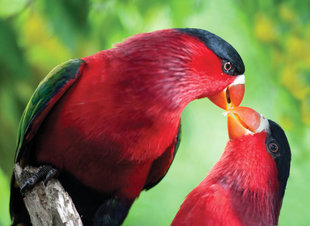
0,168 -> 10,226
0,19 -> 30,81
0,0 -> 309,225
41,0 -> 89,50
0,0 -> 28,19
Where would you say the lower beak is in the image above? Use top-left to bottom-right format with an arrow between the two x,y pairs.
208,75 -> 245,110
226,106 -> 261,139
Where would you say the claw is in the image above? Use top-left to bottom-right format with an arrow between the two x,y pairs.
43,168 -> 59,186
20,176 -> 38,196
19,165 -> 59,196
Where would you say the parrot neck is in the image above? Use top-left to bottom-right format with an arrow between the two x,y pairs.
109,55 -> 202,115
210,133 -> 282,225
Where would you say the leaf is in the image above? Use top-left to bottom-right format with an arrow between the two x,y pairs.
0,168 -> 10,226
0,0 -> 28,18
21,11 -> 71,69
0,19 -> 30,81
254,13 -> 277,43
41,0 -> 89,51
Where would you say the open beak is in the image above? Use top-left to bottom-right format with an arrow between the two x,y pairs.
208,74 -> 245,110
226,106 -> 269,139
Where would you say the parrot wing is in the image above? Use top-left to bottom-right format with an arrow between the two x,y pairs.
15,59 -> 85,163
143,123 -> 181,190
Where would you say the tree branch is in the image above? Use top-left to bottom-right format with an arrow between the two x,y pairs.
14,164 -> 83,226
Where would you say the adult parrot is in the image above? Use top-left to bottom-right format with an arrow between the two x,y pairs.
10,28 -> 245,225
172,106 -> 291,226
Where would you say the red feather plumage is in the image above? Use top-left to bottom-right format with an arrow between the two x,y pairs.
172,132 -> 282,226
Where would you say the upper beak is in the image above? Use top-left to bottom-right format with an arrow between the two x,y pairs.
226,106 -> 266,139
208,74 -> 245,110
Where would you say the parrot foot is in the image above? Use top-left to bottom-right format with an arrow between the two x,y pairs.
20,165 -> 59,196
94,198 -> 131,226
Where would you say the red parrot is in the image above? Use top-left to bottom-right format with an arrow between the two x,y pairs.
10,28 -> 245,225
171,106 -> 291,226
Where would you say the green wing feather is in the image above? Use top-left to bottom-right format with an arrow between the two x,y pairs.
15,59 -> 85,162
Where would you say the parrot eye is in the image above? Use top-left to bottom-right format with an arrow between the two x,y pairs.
268,142 -> 279,153
223,62 -> 232,72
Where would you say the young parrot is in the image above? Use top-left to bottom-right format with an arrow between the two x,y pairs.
10,28 -> 245,225
172,106 -> 291,226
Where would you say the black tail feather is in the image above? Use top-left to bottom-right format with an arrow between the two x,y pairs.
9,174 -> 31,226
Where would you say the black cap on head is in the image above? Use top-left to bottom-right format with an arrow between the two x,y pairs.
266,120 -> 291,199
177,28 -> 245,76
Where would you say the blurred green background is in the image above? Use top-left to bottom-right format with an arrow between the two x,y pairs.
0,0 -> 309,225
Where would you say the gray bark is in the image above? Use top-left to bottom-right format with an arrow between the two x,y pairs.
14,164 -> 83,226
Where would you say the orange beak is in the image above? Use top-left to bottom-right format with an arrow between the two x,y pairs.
226,106 -> 262,139
208,75 -> 245,110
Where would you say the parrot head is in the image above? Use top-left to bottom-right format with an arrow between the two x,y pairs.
113,28 -> 245,113
177,28 -> 245,110
224,106 -> 291,224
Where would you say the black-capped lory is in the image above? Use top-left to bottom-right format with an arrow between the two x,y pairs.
10,28 -> 245,225
172,106 -> 291,226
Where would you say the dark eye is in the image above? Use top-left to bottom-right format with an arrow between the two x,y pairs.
224,62 -> 232,72
268,142 -> 279,153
